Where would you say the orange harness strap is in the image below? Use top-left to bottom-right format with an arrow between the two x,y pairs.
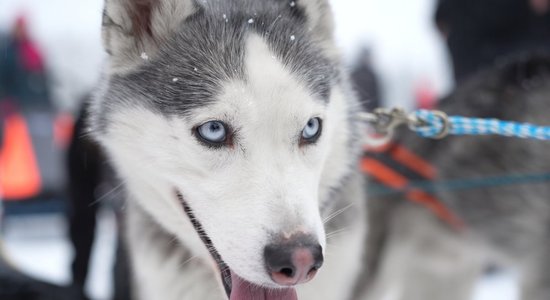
361,154 -> 464,230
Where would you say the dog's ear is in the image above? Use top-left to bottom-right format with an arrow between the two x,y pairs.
102,0 -> 196,73
296,0 -> 335,42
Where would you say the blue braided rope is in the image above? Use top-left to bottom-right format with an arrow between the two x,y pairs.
413,110 -> 550,140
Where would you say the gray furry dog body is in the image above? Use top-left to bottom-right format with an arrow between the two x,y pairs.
364,55 -> 550,300
90,0 -> 368,299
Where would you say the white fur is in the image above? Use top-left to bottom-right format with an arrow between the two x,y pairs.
298,172 -> 367,300
95,0 -> 366,298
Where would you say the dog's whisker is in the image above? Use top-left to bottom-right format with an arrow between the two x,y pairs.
179,255 -> 199,268
167,235 -> 181,245
323,241 -> 356,257
78,131 -> 95,140
90,181 -> 126,206
325,226 -> 352,239
323,202 -> 356,224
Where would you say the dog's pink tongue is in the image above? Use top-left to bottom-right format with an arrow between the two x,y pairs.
230,271 -> 298,300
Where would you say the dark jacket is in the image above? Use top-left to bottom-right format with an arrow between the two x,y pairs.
435,0 -> 550,82
0,34 -> 51,110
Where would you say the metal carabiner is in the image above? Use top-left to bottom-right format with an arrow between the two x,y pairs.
372,108 -> 411,134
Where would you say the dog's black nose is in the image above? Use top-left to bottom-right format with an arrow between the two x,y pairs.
264,235 -> 323,286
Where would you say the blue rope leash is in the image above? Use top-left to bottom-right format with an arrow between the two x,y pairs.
412,110 -> 550,140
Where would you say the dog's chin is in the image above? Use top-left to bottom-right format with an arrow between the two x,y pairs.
175,191 -> 298,300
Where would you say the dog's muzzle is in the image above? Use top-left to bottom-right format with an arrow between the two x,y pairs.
176,191 -> 319,300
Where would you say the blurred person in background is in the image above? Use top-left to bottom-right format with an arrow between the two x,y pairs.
0,15 -> 52,111
0,15 -> 76,300
350,48 -> 382,112
0,15 -> 67,202
435,0 -> 550,83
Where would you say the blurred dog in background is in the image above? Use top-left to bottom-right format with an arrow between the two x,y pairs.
362,53 -> 550,300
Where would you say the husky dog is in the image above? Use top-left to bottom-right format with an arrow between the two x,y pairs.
90,0 -> 368,299
363,54 -> 550,300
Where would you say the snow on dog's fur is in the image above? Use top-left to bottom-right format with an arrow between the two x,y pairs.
90,0 -> 368,299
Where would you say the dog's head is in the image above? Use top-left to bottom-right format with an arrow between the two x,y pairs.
92,0 -> 362,297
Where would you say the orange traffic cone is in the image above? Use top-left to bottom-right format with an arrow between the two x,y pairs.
0,113 -> 41,200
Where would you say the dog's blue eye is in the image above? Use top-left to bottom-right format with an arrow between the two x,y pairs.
301,117 -> 322,143
196,121 -> 228,145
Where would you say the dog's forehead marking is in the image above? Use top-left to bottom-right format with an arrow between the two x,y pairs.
244,34 -> 319,105
246,34 -> 291,91
95,7 -> 338,134
207,34 -> 325,130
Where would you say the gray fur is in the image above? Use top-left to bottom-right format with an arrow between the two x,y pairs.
91,0 -> 368,299
364,54 -> 550,300
95,0 -> 336,133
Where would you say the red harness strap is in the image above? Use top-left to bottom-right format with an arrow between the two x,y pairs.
362,144 -> 464,230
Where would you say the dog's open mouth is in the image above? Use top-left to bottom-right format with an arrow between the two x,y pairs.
176,192 -> 298,300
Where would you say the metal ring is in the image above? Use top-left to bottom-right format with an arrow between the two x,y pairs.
431,110 -> 451,139
408,110 -> 450,139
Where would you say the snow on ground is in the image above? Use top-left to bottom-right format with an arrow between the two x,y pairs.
474,274 -> 518,300
3,211 -> 117,300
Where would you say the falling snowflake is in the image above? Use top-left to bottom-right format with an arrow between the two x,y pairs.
172,78 -> 179,82
248,18 -> 254,24
290,1 -> 296,7
140,52 -> 149,60
290,35 -> 296,41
